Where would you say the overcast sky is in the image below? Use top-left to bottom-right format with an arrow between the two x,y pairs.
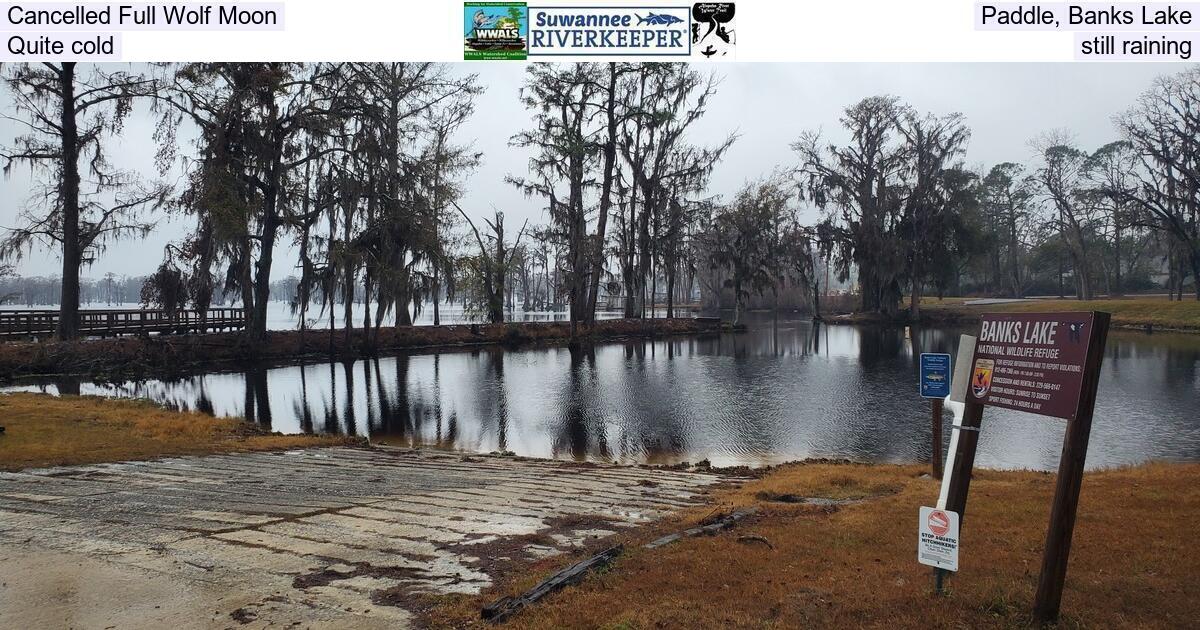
0,62 -> 1188,281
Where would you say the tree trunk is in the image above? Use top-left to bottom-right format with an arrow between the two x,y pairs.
1057,254 -> 1065,298
433,267 -> 441,326
665,264 -> 675,319
1191,248 -> 1200,301
585,66 -> 619,325
909,279 -> 922,320
251,213 -> 276,342
1112,222 -> 1123,297
56,63 -> 81,342
362,268 -> 373,346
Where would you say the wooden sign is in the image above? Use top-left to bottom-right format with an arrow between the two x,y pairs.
968,312 -> 1098,420
935,312 -> 1110,625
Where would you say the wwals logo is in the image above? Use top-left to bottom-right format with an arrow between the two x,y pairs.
465,2 -> 528,60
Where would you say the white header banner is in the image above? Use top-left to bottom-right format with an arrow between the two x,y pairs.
1,0 -> 1195,61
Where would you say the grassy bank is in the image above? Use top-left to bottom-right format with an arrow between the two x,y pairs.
425,461 -> 1199,629
923,297 -> 1200,331
0,393 -> 358,470
0,317 -> 722,380
828,297 -> 1200,333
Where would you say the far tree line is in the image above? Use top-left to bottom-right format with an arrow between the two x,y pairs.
2,63 -> 1198,343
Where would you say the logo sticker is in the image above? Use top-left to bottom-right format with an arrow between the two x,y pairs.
692,2 -> 735,59
465,2 -> 528,60
971,358 -> 994,398
527,6 -> 691,56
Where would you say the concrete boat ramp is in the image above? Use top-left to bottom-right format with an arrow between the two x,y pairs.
0,447 -> 726,629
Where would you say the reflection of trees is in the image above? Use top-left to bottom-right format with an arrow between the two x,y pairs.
243,368 -> 271,428
366,354 -> 419,446
552,344 -> 605,461
636,341 -> 687,464
321,361 -> 341,435
1162,342 -> 1198,392
371,358 -> 391,437
342,360 -> 357,436
54,376 -> 81,396
194,378 -> 214,416
856,326 -> 905,368
489,350 -> 508,452
293,363 -> 314,434
432,355 -> 454,448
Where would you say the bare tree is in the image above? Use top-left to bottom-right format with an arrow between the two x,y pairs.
1116,67 -> 1200,300
1084,140 -> 1142,296
158,62 -> 352,342
1,63 -> 167,340
453,203 -> 527,323
1030,131 -> 1098,300
979,163 -> 1038,297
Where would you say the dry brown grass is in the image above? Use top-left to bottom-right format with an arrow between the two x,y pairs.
0,392 -> 358,470
426,461 -> 1199,629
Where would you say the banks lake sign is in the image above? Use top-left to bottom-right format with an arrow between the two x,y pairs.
968,312 -> 1097,420
929,310 -> 1111,624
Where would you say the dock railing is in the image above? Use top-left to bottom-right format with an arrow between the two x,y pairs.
0,307 -> 246,340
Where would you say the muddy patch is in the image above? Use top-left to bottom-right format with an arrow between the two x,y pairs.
435,513 -> 625,580
293,562 -> 431,590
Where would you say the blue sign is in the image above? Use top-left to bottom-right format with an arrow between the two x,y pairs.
920,353 -> 952,399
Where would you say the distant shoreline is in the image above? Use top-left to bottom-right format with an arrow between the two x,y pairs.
822,297 -> 1200,335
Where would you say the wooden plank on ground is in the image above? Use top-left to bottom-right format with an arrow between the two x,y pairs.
481,544 -> 623,623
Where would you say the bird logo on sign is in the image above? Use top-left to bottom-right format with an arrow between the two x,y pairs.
971,358 -> 994,398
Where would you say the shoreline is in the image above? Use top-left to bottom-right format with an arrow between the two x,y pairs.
4,392 -> 1194,628
2,392 -> 1178,475
822,297 -> 1200,334
0,317 -> 726,380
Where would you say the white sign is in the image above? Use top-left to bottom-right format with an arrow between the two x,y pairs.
918,506 -> 959,571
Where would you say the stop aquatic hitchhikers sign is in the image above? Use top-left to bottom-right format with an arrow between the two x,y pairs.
918,506 -> 959,571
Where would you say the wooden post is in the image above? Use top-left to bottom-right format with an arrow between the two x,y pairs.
931,398 -> 944,478
942,399 -> 984,522
1033,312 -> 1110,625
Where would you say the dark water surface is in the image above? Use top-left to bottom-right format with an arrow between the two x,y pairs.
6,315 -> 1199,470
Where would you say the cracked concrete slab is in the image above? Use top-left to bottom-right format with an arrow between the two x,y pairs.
0,447 -> 726,629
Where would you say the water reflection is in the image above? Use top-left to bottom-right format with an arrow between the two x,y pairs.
6,315 -> 1199,470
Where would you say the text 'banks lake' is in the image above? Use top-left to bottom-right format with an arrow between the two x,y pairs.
5,314 -> 1198,471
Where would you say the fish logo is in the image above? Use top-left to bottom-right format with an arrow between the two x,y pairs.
971,358 -> 994,398
636,12 -> 685,25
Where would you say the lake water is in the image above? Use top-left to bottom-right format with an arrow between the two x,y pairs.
5,314 -> 1199,470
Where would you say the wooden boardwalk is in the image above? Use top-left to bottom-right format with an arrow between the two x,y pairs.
0,307 -> 245,340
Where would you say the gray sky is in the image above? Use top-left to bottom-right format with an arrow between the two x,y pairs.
0,62 -> 1188,281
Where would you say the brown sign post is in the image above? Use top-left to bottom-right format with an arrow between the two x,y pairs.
958,311 -> 1110,624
